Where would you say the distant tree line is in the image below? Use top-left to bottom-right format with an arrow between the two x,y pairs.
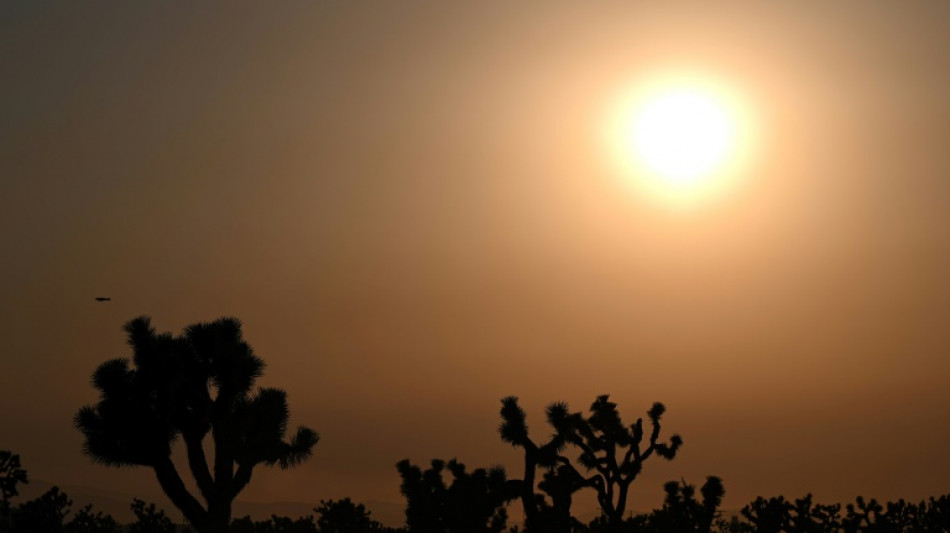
3,449 -> 948,532
4,316 -> 948,532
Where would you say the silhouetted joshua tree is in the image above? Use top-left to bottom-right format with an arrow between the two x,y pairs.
547,395 -> 682,530
74,317 -> 319,533
396,458 -> 519,533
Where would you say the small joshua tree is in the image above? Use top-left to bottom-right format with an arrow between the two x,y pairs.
75,317 -> 319,533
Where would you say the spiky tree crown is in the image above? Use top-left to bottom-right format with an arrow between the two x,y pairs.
76,317 -> 318,471
499,396 -> 530,446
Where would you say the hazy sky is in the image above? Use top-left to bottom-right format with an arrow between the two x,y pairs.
2,1 -> 949,522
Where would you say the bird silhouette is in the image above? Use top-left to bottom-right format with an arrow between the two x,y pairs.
94,297 -> 111,302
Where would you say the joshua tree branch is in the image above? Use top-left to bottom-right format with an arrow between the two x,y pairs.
518,449 -> 539,522
621,450 -> 637,473
554,457 -> 598,485
183,432 -> 215,503
650,418 -> 662,447
605,441 -> 620,473
152,456 -> 207,528
555,455 -> 605,512
211,422 -> 235,493
230,462 -> 254,501
615,477 -> 636,520
640,445 -> 655,463
573,439 -> 611,479
639,420 -> 662,462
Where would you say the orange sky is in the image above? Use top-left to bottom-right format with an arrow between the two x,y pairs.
1,1 -> 949,524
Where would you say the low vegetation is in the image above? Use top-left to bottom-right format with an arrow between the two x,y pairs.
2,452 -> 947,532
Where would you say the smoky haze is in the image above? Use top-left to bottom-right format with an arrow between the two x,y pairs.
1,0 -> 948,520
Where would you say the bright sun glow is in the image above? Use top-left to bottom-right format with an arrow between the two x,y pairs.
632,90 -> 734,184
604,73 -> 757,208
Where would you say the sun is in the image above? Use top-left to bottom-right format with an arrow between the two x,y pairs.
604,74 -> 756,208
632,89 -> 734,184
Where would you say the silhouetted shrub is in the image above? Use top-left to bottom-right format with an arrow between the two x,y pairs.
314,498 -> 387,533
735,492 -> 950,532
64,504 -> 119,533
230,514 -> 316,533
10,486 -> 71,533
713,515 -> 754,533
397,458 -> 518,533
128,499 -> 177,533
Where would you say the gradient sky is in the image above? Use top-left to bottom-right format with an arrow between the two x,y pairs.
2,1 -> 949,523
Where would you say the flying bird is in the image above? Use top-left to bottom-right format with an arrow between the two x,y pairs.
94,297 -> 111,302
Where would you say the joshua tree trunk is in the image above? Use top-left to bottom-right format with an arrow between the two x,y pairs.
520,450 -> 539,526
206,500 -> 231,533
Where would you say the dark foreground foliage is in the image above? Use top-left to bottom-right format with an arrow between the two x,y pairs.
735,493 -> 950,533
230,498 -> 400,533
2,450 -> 950,533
